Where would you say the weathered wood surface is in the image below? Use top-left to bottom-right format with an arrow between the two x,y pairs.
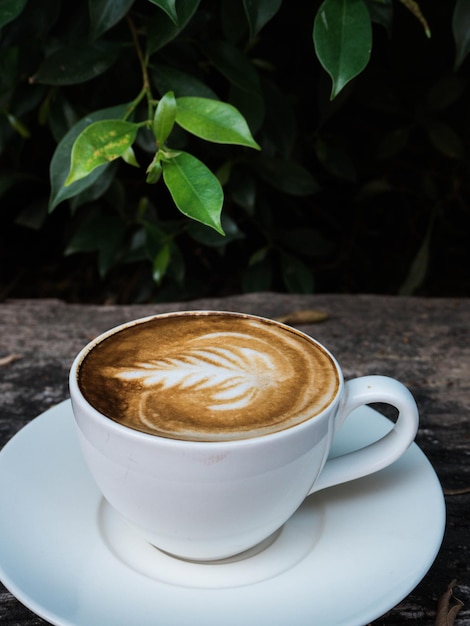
0,294 -> 468,625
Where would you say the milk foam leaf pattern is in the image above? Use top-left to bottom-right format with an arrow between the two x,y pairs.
113,343 -> 277,411
65,120 -> 140,186
175,97 -> 261,149
313,0 -> 372,99
162,151 -> 224,234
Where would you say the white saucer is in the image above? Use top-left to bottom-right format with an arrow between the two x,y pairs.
0,401 -> 445,626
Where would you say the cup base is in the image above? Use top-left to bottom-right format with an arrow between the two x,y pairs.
156,527 -> 282,565
98,498 -> 325,589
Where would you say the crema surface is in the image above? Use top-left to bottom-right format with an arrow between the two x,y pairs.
77,312 -> 340,441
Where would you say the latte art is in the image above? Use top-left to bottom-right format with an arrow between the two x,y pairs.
114,333 -> 282,412
78,312 -> 340,441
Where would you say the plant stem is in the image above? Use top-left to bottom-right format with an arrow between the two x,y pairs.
126,14 -> 154,122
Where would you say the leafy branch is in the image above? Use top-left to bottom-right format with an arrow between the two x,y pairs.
60,94 -> 259,235
313,0 -> 430,99
3,0 -> 466,301
52,11 -> 260,236
52,0 -> 431,237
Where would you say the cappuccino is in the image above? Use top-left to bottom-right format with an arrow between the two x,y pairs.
77,312 -> 339,441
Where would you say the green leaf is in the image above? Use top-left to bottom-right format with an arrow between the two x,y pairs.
47,93 -> 79,143
147,0 -> 178,24
153,91 -> 176,145
0,0 -> 28,29
162,151 -> 224,234
280,252 -> 314,294
242,0 -> 282,39
313,0 -> 372,99
5,112 -> 30,138
65,120 -> 140,185
147,0 -> 200,53
146,157 -> 163,184
203,40 -> 260,94
32,41 -> 120,86
453,0 -> 470,69
221,1 -> 250,43
175,97 -> 260,149
166,241 -> 185,283
365,0 -> 393,34
121,145 -> 140,167
399,0 -> 430,38
49,103 -> 130,211
153,64 -> 218,99
65,212 -> 127,277
248,246 -> 269,266
230,169 -> 256,214
187,214 -> 243,247
70,162 -> 119,212
228,83 -> 265,135
142,224 -> 185,283
89,0 -> 135,39
152,243 -> 171,284
0,0 -> 59,47
143,221 -> 169,258
15,201 -> 48,230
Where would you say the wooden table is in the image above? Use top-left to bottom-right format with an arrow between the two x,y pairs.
0,294 -> 468,625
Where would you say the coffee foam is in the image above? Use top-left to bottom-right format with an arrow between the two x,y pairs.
77,312 -> 340,441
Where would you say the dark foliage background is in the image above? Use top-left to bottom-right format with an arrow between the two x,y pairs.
0,0 -> 469,303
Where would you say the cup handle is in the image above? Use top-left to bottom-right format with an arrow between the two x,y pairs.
309,375 -> 419,494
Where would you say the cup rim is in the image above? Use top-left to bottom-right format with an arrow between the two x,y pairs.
69,310 -> 344,448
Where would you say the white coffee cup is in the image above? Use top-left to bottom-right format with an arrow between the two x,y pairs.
69,311 -> 419,561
